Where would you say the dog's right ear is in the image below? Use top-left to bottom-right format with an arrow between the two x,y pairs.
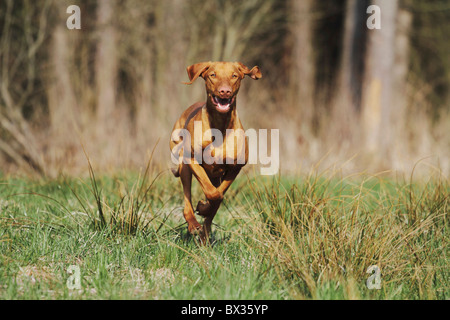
183,62 -> 211,85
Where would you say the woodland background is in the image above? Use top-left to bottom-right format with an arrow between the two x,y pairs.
0,0 -> 449,177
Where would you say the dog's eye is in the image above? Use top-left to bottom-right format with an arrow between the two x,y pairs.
232,74 -> 238,79
210,73 -> 216,78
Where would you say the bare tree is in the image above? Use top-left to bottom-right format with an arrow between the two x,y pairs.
332,0 -> 368,143
45,1 -> 83,174
391,2 -> 413,168
95,0 -> 118,133
0,0 -> 51,174
289,0 -> 315,133
361,0 -> 399,158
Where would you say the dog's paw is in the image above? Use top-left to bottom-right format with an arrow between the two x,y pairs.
196,200 -> 211,217
188,222 -> 203,235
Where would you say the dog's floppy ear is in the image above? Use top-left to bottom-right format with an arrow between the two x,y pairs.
183,62 -> 212,85
237,62 -> 262,80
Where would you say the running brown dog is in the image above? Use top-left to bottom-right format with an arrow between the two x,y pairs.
170,61 -> 262,243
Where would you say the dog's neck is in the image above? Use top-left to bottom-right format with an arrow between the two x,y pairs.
205,101 -> 237,133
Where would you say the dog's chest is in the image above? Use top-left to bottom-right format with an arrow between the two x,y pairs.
199,129 -> 247,165
202,163 -> 227,178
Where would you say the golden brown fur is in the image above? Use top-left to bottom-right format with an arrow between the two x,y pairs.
170,61 -> 262,243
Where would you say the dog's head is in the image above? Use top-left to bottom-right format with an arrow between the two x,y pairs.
184,61 -> 262,114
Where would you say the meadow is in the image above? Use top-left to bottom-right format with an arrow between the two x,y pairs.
1,0 -> 448,302
0,162 -> 448,300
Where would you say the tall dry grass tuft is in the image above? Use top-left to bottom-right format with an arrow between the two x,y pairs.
70,144 -> 166,235
241,168 -> 449,299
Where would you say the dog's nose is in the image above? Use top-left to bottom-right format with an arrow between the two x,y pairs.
218,86 -> 232,98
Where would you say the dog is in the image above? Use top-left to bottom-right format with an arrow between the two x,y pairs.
170,61 -> 262,243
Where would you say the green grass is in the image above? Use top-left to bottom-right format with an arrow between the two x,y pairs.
0,167 -> 448,300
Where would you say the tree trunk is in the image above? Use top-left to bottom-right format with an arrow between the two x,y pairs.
332,0 -> 368,143
290,0 -> 315,133
391,4 -> 413,169
95,0 -> 118,132
361,0 -> 398,159
47,1 -> 83,172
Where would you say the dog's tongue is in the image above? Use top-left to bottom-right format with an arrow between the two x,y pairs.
213,96 -> 231,113
216,103 -> 230,113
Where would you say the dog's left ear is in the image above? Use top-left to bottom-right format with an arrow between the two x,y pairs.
237,62 -> 262,80
183,62 -> 212,85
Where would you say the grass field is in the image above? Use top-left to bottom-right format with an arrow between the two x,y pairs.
0,164 -> 448,300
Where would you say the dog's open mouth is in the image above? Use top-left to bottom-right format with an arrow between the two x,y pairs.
211,95 -> 234,113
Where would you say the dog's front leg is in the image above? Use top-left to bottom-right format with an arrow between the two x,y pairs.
196,165 -> 242,218
217,165 -> 243,195
188,163 -> 224,201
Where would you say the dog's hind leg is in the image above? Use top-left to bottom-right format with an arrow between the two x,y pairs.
180,163 -> 202,235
